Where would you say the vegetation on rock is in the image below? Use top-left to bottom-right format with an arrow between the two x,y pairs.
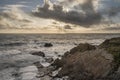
100,37 -> 120,71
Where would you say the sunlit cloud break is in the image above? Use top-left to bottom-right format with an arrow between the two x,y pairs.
0,0 -> 120,33
33,0 -> 102,27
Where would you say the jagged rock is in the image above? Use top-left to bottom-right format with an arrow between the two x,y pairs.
51,58 -> 64,69
44,43 -> 53,47
33,61 -> 44,68
100,37 -> 120,73
45,58 -> 54,63
37,67 -> 50,78
40,76 -> 52,80
53,43 -> 113,80
37,66 -> 55,78
69,43 -> 96,54
30,51 -> 45,57
100,37 -> 120,48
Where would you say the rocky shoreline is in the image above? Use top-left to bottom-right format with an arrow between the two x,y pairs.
29,37 -> 120,80
0,38 -> 120,80
52,37 -> 120,80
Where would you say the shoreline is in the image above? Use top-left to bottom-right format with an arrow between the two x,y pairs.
0,37 -> 120,80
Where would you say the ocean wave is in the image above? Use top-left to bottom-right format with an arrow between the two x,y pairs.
0,42 -> 26,46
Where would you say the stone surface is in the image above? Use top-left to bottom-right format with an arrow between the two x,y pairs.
44,43 -> 53,47
53,43 -> 114,80
40,76 -> 52,80
45,58 -> 54,63
31,51 -> 45,57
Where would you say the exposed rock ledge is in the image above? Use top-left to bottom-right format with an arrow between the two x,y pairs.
52,37 -> 120,80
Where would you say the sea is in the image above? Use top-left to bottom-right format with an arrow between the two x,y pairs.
0,33 -> 120,49
0,33 -> 120,80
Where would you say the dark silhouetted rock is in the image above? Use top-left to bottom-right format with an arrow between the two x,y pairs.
44,43 -> 53,47
12,73 -> 20,77
51,58 -> 64,69
45,58 -> 54,63
31,51 -> 45,57
33,61 -> 43,68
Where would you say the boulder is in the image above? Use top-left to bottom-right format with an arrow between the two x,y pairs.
45,58 -> 54,63
53,43 -> 114,80
44,43 -> 53,47
51,58 -> 64,69
40,76 -> 52,80
31,51 -> 45,57
69,43 -> 96,54
33,61 -> 43,68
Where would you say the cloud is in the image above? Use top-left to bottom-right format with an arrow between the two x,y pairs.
0,5 -> 54,29
32,0 -> 120,28
0,4 -> 27,11
105,27 -> 120,31
33,0 -> 102,27
64,25 -> 72,29
98,0 -> 120,16
0,0 -> 120,33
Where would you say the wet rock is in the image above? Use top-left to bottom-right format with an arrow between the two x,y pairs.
36,65 -> 56,78
40,76 -> 52,80
51,58 -> 64,69
45,58 -> 54,63
37,71 -> 45,78
12,72 -> 20,77
58,55 -> 62,57
44,43 -> 53,47
52,68 -> 61,77
33,61 -> 43,68
37,67 -> 53,77
31,51 -> 45,57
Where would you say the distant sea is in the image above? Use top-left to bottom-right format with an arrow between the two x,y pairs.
0,33 -> 120,51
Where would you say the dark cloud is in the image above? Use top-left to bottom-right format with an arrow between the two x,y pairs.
104,26 -> 120,31
33,0 -> 102,27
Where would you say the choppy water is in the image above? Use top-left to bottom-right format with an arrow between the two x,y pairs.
0,33 -> 120,80
0,33 -> 120,50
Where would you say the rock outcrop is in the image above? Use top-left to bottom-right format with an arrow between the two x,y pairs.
53,37 -> 120,80
44,43 -> 53,47
30,51 -> 45,57
100,37 -> 120,68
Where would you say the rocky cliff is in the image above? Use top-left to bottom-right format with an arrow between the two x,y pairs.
53,37 -> 120,80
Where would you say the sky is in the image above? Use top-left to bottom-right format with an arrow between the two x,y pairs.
0,0 -> 120,33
